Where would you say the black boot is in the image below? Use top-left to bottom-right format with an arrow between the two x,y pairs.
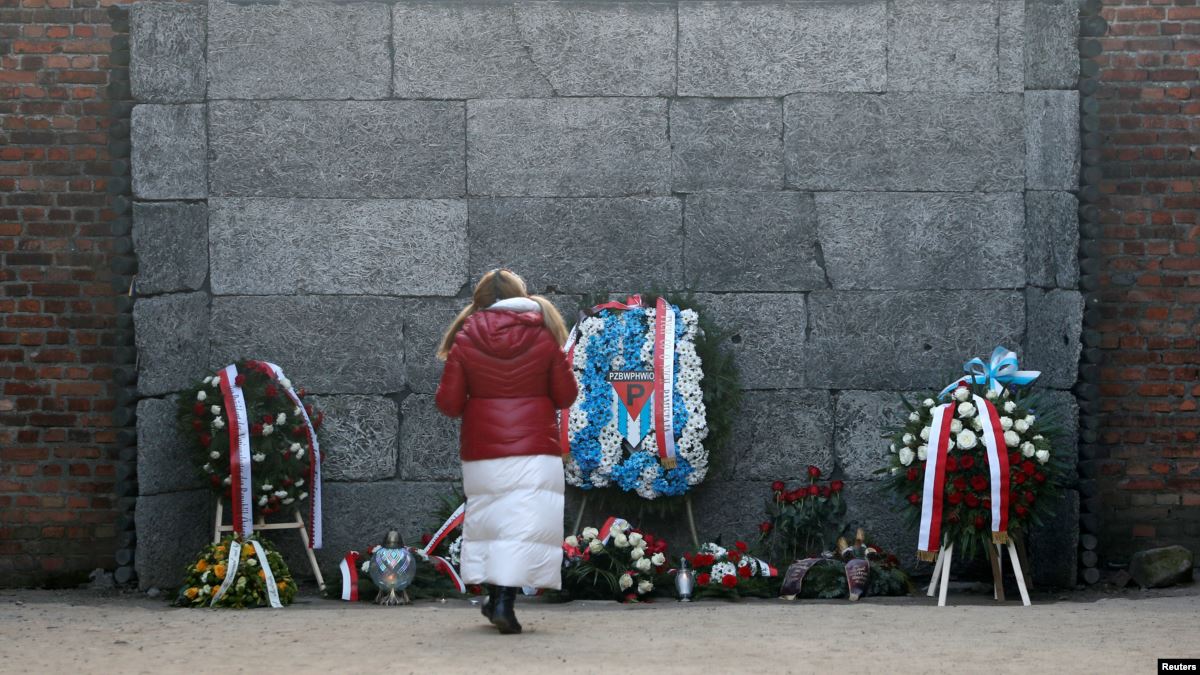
480,585 -> 498,621
490,587 -> 522,635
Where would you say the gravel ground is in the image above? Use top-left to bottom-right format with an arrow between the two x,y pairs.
1,586 -> 1197,674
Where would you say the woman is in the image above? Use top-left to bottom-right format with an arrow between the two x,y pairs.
434,269 -> 577,634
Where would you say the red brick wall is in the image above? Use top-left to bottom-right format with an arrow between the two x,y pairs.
1094,0 -> 1200,563
0,0 -> 129,586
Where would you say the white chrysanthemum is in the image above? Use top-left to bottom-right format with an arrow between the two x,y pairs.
1021,441 -> 1036,458
1000,417 -> 1014,430
712,561 -> 736,580
899,447 -> 915,466
1036,449 -> 1050,464
954,387 -> 971,402
1004,430 -> 1021,447
917,445 -> 928,461
957,402 -> 976,418
252,453 -> 265,462
957,429 -> 978,450
197,390 -> 207,402
1004,401 -> 1017,413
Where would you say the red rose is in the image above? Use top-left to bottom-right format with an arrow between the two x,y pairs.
831,480 -> 844,493
971,475 -> 989,492
265,384 -> 278,398
199,433 -> 211,447
250,423 -> 263,436
807,485 -> 819,497
965,493 -> 980,508
192,419 -> 203,431
292,426 -> 306,437
819,486 -> 831,498
983,498 -> 991,509
721,575 -> 738,588
907,467 -> 919,481
696,573 -> 711,586
1009,451 -> 1021,465
1022,460 -> 1036,476
1034,472 -> 1046,484
1025,491 -> 1036,504
193,402 -> 206,416
908,493 -> 920,505
759,521 -> 773,534
234,374 -> 245,387
283,478 -> 293,487
262,414 -> 274,424
974,515 -> 987,529
959,455 -> 975,470
953,477 -> 967,491
947,491 -> 963,506
683,552 -> 694,563
1015,505 -> 1028,518
735,541 -> 748,552
694,554 -> 714,567
808,465 -> 821,479
738,565 -> 752,578
946,457 -> 958,472
1014,472 -> 1027,485
784,490 -> 798,503
772,480 -> 785,492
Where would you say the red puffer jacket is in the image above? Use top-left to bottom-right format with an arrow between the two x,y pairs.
435,303 -> 578,462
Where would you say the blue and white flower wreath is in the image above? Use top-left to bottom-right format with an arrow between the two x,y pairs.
563,303 -> 709,499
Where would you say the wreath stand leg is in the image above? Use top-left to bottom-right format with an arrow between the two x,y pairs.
936,543 -> 954,607
212,501 -> 326,592
572,494 -> 589,536
989,544 -> 1006,602
1005,540 -> 1032,606
1014,532 -> 1034,592
684,495 -> 700,550
926,537 -> 947,598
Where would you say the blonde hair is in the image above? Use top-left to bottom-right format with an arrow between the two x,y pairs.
436,269 -> 569,361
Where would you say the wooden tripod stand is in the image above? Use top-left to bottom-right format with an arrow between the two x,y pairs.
925,535 -> 1031,606
213,501 -> 326,592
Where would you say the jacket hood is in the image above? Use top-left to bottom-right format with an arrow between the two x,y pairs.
461,300 -> 545,359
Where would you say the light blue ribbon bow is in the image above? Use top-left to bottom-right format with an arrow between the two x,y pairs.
938,346 -> 1041,399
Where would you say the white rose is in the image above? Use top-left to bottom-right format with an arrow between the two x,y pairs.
957,429 -> 978,450
902,433 -> 914,446
212,417 -> 225,429
637,579 -> 653,595
222,476 -> 231,486
252,453 -> 265,462
565,536 -> 579,548
985,389 -> 998,400
899,447 -> 915,466
210,405 -> 221,415
950,419 -> 963,433
588,539 -> 605,554
1015,420 -> 1030,433
1025,415 -> 1037,425
651,552 -> 665,566
636,557 -> 652,572
209,451 -> 220,459
909,412 -> 920,422
630,547 -> 644,560
613,533 -> 629,548
920,427 -> 930,441
957,402 -> 976,418
196,390 -> 207,401
261,424 -> 273,436
1021,442 -> 1036,458
202,463 -> 212,472
1033,434 -> 1045,441
1000,417 -> 1014,430
1004,430 -> 1021,447
619,574 -> 633,590
293,406 -> 302,417
971,416 -> 984,431
923,398 -> 935,408
628,532 -> 644,547
1036,449 -> 1050,464
954,387 -> 970,402
276,412 -> 286,425
1004,401 -> 1017,413
582,527 -> 599,541
261,483 -> 273,491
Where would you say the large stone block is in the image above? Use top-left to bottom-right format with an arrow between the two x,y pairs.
693,293 -> 807,390
685,192 -> 824,292
393,3 -> 552,99
134,292 -> 209,396
469,197 -> 682,294
815,192 -> 1025,290
1029,489 -> 1079,588
1025,0 -> 1080,89
1026,191 -> 1080,288
513,2 -> 676,96
887,0 -> 1003,92
401,297 -> 466,395
209,101 -> 464,198
784,93 -> 1024,192
467,98 -> 670,197
678,1 -> 886,96
208,198 -> 467,296
130,2 -> 205,102
132,201 -> 208,295
307,395 -> 398,483
131,104 -> 206,200
399,395 -> 462,482
835,391 -> 922,482
1025,288 -> 1082,388
208,0 -> 390,100
997,1 -> 1025,92
728,390 -> 834,481
671,98 -> 783,192
842,480 -> 919,570
1025,90 -> 1081,191
135,489 -> 212,589
209,296 -> 405,394
137,396 -> 202,495
805,291 -> 1025,389
684,481 -> 773,545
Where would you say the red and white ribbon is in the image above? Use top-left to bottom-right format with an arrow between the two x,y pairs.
217,365 -> 252,537
423,503 -> 466,557
430,555 -> 466,593
975,394 -> 1011,544
598,516 -> 630,544
340,551 -> 360,601
652,297 -> 677,469
917,403 -> 955,561
260,361 -> 322,549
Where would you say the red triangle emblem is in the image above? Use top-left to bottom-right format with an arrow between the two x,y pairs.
607,371 -> 655,420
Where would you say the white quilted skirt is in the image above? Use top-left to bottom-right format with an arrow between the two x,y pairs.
459,454 -> 564,590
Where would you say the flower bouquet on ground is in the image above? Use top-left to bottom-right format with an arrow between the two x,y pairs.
879,347 -> 1067,563
176,535 -> 297,608
759,465 -> 847,563
779,530 -> 911,600
684,541 -> 779,599
560,518 -> 668,602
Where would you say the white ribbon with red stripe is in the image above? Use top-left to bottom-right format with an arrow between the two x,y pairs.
416,503 -> 467,593
598,516 -> 630,544
340,551 -> 360,601
260,361 -> 322,549
652,297 -> 677,469
974,395 -> 1011,544
217,365 -> 252,537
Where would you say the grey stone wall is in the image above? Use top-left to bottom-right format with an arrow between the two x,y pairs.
130,0 -> 1082,589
